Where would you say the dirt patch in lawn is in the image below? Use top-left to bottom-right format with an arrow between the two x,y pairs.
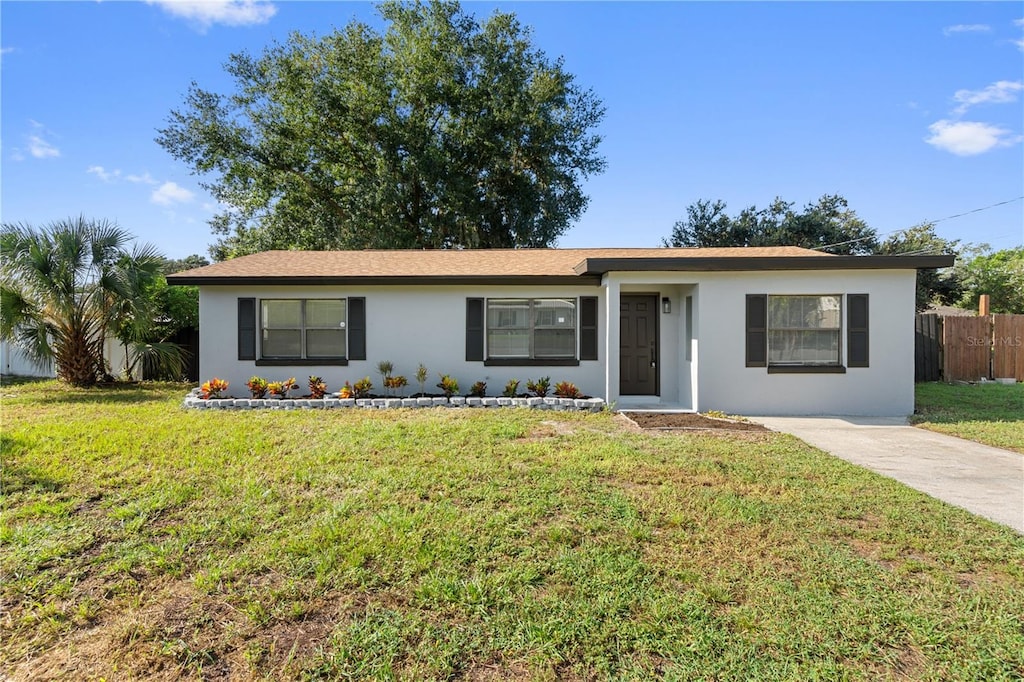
622,412 -> 770,432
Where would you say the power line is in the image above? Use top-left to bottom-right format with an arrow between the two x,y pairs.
927,196 -> 1024,226
811,195 -> 1024,251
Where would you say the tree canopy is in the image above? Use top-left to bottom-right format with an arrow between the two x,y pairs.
878,223 -> 963,311
157,0 -> 605,259
955,247 -> 1024,314
662,195 -> 878,255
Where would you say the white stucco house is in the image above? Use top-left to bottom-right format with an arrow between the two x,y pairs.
168,246 -> 953,416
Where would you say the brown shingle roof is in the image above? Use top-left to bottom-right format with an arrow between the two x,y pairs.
168,246 -> 825,282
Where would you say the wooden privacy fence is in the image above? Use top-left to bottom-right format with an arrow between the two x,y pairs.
993,315 -> 1024,380
916,314 -> 1024,382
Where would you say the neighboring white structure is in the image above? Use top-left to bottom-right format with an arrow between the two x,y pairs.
1,337 -> 129,380
0,340 -> 55,378
169,247 -> 953,416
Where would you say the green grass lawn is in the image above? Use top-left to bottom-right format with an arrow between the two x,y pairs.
2,381 -> 1023,680
913,382 -> 1024,454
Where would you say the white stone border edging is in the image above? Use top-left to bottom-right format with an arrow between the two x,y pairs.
183,388 -> 605,412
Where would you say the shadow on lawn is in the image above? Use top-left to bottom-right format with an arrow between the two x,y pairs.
0,375 -> 53,387
1,435 -> 66,494
30,384 -> 185,406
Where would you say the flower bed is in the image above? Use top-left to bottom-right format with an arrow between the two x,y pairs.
183,388 -> 605,412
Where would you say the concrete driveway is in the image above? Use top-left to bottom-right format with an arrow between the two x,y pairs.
752,416 -> 1024,534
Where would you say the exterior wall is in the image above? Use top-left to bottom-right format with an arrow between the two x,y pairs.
0,341 -> 55,378
693,269 -> 916,416
605,269 -> 916,416
198,284 -> 606,398
197,267 -> 917,415
103,337 -> 129,378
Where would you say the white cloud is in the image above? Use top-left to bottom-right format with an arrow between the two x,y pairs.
952,80 -> 1023,114
28,135 -> 60,159
151,181 -> 195,205
125,171 -> 158,185
1015,18 -> 1024,51
89,166 -> 160,185
943,24 -> 991,37
148,0 -> 276,31
925,120 -> 1023,156
0,46 -> 14,56
87,165 -> 121,182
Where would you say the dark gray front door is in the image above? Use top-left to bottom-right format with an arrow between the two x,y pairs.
620,295 -> 658,395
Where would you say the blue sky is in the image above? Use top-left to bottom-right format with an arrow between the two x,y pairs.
2,1 -> 1022,259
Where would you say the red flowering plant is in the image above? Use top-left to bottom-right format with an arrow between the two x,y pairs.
338,381 -> 353,399
246,376 -> 268,398
268,377 -> 298,398
200,377 -> 229,399
308,375 -> 328,399
352,377 -> 373,399
383,375 -> 408,396
553,381 -> 580,398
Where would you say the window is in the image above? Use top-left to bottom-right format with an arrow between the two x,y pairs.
767,295 -> 841,366
261,299 -> 346,360
487,298 -> 576,359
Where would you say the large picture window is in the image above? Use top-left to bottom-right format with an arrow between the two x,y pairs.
261,299 -> 346,360
767,295 -> 841,366
487,298 -> 576,359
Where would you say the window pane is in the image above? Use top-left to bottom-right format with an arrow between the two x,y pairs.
488,300 -> 530,329
263,329 -> 301,357
306,329 -> 346,358
534,299 -> 576,328
535,329 -> 575,357
769,295 -> 840,329
816,296 -> 841,328
488,330 -> 530,357
263,300 -> 301,329
769,330 -> 839,364
307,299 -> 345,328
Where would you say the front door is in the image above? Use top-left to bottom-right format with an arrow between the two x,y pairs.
620,295 -> 658,395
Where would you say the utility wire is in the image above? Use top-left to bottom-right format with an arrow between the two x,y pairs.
811,195 -> 1024,251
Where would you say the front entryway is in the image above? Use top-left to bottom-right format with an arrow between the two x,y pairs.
619,295 -> 659,395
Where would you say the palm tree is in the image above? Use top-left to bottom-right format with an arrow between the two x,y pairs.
0,216 -> 184,386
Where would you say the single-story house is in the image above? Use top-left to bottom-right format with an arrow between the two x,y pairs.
168,247 -> 954,416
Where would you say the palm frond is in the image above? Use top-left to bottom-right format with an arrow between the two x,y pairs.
129,341 -> 189,381
12,319 -> 55,371
0,216 -> 172,387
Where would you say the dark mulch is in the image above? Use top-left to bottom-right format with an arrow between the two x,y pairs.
622,412 -> 770,432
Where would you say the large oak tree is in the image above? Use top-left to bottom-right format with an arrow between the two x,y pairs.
157,0 -> 605,258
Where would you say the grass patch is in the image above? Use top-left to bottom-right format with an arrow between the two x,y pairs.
913,382 -> 1024,453
2,381 -> 1023,679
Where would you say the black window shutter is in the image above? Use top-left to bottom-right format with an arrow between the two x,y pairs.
847,294 -> 869,368
238,298 -> 256,361
579,296 -> 598,361
466,298 -> 484,361
348,297 -> 366,360
746,294 -> 767,367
